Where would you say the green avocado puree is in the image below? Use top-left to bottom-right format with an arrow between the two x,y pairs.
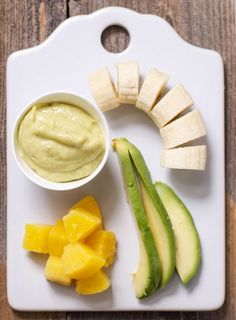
17,102 -> 105,182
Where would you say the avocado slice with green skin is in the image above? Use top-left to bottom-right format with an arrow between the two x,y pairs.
127,141 -> 176,287
155,181 -> 201,284
112,138 -> 161,299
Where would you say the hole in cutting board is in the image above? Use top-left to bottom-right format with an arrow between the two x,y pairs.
101,25 -> 130,53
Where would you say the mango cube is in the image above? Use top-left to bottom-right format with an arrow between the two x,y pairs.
71,195 -> 102,221
62,243 -> 105,279
45,256 -> 71,286
63,208 -> 101,243
22,224 -> 52,253
48,220 -> 69,257
75,269 -> 110,295
85,230 -> 117,267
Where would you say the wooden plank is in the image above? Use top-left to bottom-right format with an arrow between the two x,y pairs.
0,1 -> 67,319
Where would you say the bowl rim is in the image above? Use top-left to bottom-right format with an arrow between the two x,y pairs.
12,90 -> 110,191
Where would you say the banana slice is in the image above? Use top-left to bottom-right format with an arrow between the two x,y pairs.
160,146 -> 207,170
88,67 -> 120,112
151,84 -> 193,128
160,109 -> 206,149
136,68 -> 169,112
117,62 -> 139,104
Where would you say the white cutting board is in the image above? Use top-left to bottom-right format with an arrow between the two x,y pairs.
7,7 -> 225,311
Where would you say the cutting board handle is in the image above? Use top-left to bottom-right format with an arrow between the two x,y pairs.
85,7 -> 179,54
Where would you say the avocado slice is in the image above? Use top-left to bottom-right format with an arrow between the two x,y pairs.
127,141 -> 176,287
155,181 -> 201,284
113,139 -> 161,298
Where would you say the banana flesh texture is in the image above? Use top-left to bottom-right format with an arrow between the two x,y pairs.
160,110 -> 206,149
88,63 -> 207,170
151,84 -> 193,128
117,62 -> 139,104
89,68 -> 120,112
160,146 -> 207,170
136,68 -> 169,112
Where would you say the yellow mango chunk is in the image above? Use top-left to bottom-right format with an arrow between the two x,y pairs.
75,269 -> 110,295
48,220 -> 69,257
63,208 -> 101,243
45,256 -> 71,287
62,243 -> 105,279
71,195 -> 102,221
22,224 -> 52,253
85,230 -> 117,267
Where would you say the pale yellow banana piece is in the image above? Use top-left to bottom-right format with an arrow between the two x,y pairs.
117,62 -> 139,104
160,146 -> 207,170
89,67 -> 120,112
136,68 -> 169,112
151,84 -> 193,128
160,109 -> 206,149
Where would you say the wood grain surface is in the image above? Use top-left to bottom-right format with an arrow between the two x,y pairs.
0,0 -> 235,319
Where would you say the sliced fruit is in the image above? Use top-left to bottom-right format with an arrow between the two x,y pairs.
45,256 -> 71,286
48,220 -> 69,257
63,207 -> 101,243
85,230 -> 116,267
155,182 -> 201,284
126,139 -> 176,287
160,109 -> 206,149
151,84 -> 193,128
62,243 -> 105,279
22,224 -> 52,254
117,62 -> 139,104
70,195 -> 102,221
136,68 -> 169,112
112,138 -> 161,298
160,145 -> 207,170
75,269 -> 110,295
88,67 -> 120,112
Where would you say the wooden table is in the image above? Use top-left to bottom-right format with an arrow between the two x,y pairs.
0,1 -> 235,319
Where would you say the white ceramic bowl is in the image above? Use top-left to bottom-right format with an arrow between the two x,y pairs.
12,91 -> 110,191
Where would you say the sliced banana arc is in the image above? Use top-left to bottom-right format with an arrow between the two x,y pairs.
160,146 -> 207,170
136,68 -> 169,112
160,110 -> 206,149
88,64 -> 207,170
88,67 -> 119,112
151,84 -> 193,128
117,62 -> 139,104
